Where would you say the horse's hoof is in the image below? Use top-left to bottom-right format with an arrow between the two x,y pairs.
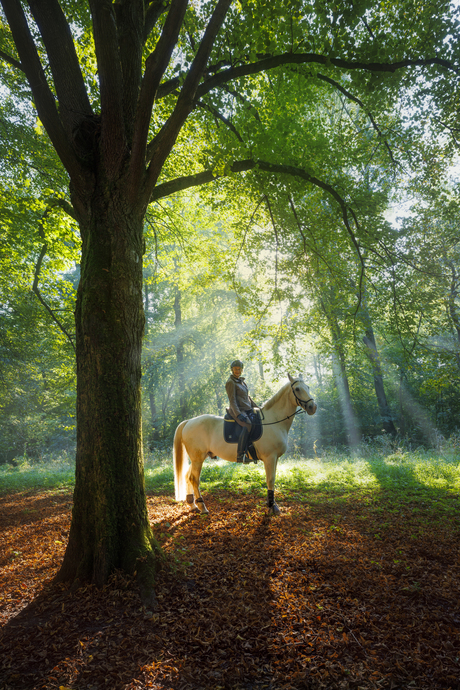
268,503 -> 280,517
195,497 -> 208,514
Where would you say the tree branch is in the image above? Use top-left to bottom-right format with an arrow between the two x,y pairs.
32,212 -> 76,354
129,0 -> 189,200
196,100 -> 243,142
150,156 -> 366,309
45,196 -> 79,222
89,0 -> 126,173
0,0 -> 83,182
27,0 -> 93,137
195,52 -> 459,101
288,194 -> 339,276
142,0 -> 233,205
144,0 -> 171,42
113,1 -> 144,139
0,48 -> 23,71
315,72 -> 400,167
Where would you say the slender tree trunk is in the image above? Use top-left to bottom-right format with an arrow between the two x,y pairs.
174,287 -> 186,418
330,348 -> 361,447
363,327 -> 397,435
320,296 -> 360,446
56,185 -> 160,590
312,354 -> 323,388
149,391 -> 160,440
399,368 -> 406,437
144,283 -> 150,322
447,261 -> 460,371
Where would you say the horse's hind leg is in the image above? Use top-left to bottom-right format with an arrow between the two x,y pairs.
185,456 -> 208,514
264,455 -> 280,516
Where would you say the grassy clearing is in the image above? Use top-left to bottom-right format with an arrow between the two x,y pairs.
1,447 -> 459,516
0,452 -> 75,495
144,443 -> 460,497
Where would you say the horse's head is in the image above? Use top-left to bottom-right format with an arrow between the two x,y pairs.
288,373 -> 317,415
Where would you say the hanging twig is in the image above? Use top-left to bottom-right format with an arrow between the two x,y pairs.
32,210 -> 76,354
264,195 -> 279,295
232,196 -> 265,297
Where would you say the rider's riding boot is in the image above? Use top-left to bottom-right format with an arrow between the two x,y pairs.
237,426 -> 249,463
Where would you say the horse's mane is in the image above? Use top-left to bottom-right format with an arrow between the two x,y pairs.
262,382 -> 290,411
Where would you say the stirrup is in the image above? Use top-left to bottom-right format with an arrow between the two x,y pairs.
237,453 -> 246,463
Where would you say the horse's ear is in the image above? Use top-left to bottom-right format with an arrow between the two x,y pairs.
299,373 -> 304,381
288,373 -> 294,383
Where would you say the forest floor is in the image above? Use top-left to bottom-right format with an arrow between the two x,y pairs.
0,486 -> 459,690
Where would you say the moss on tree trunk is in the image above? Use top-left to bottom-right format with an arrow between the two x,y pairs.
56,187 -> 161,589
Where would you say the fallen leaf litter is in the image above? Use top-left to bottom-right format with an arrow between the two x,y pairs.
0,488 -> 459,689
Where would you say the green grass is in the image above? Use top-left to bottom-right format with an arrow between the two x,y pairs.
0,453 -> 75,495
1,448 -> 459,513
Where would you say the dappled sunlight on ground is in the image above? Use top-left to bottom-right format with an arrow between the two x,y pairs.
1,487 -> 459,689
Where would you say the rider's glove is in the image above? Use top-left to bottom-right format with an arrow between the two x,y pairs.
238,413 -> 249,423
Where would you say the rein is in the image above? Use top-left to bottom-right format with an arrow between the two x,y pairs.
260,381 -> 314,427
260,408 -> 306,426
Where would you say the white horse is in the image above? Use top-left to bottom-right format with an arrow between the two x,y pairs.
174,374 -> 317,516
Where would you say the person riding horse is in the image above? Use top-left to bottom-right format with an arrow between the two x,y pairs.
225,359 -> 258,463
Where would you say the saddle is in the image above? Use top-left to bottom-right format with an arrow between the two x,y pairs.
223,410 -> 263,461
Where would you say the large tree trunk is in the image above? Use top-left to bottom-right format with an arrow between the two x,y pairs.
56,186 -> 160,589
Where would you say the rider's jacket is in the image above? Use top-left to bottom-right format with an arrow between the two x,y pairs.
225,375 -> 257,421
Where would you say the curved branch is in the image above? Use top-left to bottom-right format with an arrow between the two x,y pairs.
0,48 -> 23,71
28,0 -> 93,136
155,52 -> 458,104
196,100 -> 243,142
143,0 -> 233,201
129,0 -> 189,197
315,72 -> 399,167
45,196 -> 79,222
32,212 -> 76,354
150,156 -> 366,308
0,0 -> 83,181
195,52 -> 459,101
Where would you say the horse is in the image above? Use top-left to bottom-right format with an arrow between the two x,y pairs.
173,374 -> 317,516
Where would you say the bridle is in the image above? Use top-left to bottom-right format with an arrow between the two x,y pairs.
290,380 -> 315,411
260,380 -> 315,426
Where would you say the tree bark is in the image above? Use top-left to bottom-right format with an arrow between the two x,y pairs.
363,328 -> 397,435
321,300 -> 361,447
56,184 -> 161,590
174,287 -> 187,418
447,261 -> 460,371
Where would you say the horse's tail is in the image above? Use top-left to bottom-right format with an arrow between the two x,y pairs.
173,420 -> 189,501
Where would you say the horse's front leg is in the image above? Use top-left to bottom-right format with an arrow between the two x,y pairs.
185,459 -> 209,514
265,455 -> 280,516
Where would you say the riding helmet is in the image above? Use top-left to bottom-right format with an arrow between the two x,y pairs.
230,359 -> 243,368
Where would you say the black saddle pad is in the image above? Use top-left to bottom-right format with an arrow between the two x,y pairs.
223,411 -> 263,445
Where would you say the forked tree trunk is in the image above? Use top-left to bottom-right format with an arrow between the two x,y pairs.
56,186 -> 160,588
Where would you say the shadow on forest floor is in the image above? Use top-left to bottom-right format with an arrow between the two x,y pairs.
1,487 -> 460,690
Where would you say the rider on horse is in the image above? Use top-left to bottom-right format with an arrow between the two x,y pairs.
226,359 -> 258,463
